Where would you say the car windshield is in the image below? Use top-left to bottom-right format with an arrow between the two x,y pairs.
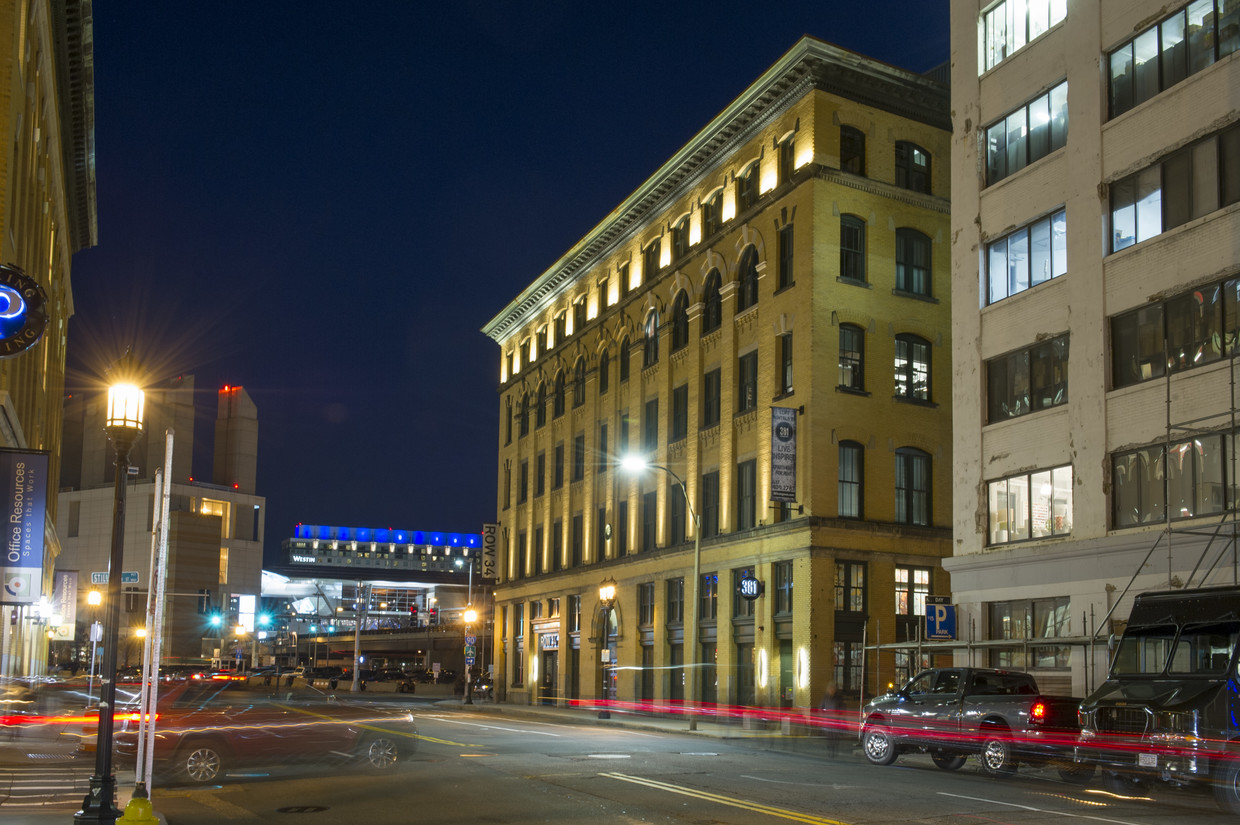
1111,624 -> 1178,675
1167,621 -> 1240,675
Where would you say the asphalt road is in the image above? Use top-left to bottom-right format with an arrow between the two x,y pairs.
3,698 -> 1234,825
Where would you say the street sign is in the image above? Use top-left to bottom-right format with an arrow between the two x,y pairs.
464,644 -> 476,658
737,576 -> 764,600
925,595 -> 957,641
465,634 -> 477,645
91,571 -> 140,585
465,656 -> 475,666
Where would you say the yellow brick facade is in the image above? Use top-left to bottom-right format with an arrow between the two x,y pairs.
483,37 -> 953,711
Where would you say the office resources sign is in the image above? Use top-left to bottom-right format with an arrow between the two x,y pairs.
770,407 -> 797,502
0,450 -> 48,604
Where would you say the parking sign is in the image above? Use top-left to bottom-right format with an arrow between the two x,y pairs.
925,595 -> 956,641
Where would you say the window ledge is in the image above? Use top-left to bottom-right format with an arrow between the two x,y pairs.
894,395 -> 937,408
838,276 -> 871,289
772,390 -> 795,402
892,288 -> 938,304
836,386 -> 870,397
773,282 -> 795,296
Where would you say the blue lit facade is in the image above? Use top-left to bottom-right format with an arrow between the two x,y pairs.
281,524 -> 482,578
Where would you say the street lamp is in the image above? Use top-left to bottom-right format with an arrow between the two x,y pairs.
597,577 -> 617,719
620,454 -> 701,730
77,374 -> 144,825
463,607 -> 477,705
86,590 -> 102,704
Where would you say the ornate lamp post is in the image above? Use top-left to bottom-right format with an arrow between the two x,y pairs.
76,376 -> 144,825
463,607 -> 477,705
597,577 -> 617,719
621,455 -> 701,730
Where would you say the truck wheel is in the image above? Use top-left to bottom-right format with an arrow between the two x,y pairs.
1213,759 -> 1240,815
861,724 -> 898,766
931,751 -> 967,771
979,734 -> 1016,776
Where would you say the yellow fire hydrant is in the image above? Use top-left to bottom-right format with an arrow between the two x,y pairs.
117,782 -> 160,824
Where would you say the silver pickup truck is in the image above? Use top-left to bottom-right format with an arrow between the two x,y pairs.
860,667 -> 1085,778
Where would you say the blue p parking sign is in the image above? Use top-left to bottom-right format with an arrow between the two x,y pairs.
925,596 -> 956,641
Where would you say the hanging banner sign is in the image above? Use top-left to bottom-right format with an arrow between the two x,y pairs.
770,407 -> 797,502
51,570 -> 77,640
0,449 -> 48,604
481,523 -> 499,581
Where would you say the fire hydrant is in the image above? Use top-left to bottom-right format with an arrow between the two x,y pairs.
117,782 -> 160,824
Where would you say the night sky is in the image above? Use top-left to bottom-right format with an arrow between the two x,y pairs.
65,2 -> 949,566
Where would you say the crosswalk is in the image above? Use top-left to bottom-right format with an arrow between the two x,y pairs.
0,756 -> 91,809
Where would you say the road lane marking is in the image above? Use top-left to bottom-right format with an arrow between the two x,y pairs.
426,717 -> 562,736
741,774 -> 845,788
937,792 -> 1143,825
600,772 -> 854,825
587,754 -> 632,758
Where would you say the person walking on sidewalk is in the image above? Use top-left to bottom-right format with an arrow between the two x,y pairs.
818,681 -> 845,758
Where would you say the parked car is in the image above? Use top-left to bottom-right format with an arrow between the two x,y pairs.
1075,585 -> 1240,814
860,667 -> 1083,778
101,680 -> 417,784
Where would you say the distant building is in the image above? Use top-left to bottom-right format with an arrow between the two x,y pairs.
0,0 -> 96,678
483,36 -> 952,709
57,378 -> 265,664
948,0 -> 1240,695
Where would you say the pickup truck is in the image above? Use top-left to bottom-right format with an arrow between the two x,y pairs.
860,667 -> 1085,778
1074,585 -> 1240,815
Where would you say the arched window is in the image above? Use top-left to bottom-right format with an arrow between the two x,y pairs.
840,125 -> 865,176
895,141 -> 931,194
839,324 -> 865,391
895,334 -> 931,401
535,383 -> 547,429
598,350 -> 610,395
619,338 -> 631,381
895,447 -> 931,525
702,270 -> 722,334
841,215 -> 866,282
643,309 -> 659,367
670,291 -> 689,351
553,371 -> 566,418
896,229 -> 931,296
736,246 -> 759,312
519,393 -> 531,437
573,358 -> 586,407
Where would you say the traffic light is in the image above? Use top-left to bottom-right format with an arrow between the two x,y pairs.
428,607 -> 437,625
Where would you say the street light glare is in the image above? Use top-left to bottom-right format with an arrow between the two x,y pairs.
464,608 -> 477,624
620,454 -> 648,473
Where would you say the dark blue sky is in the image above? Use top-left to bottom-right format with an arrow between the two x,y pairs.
66,2 -> 949,564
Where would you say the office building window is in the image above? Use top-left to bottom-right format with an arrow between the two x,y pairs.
736,459 -> 757,530
671,291 -> 689,352
672,383 -> 688,442
840,125 -> 865,175
536,383 -> 547,429
617,500 -> 628,557
736,245 -> 759,312
774,560 -> 794,615
643,238 -> 661,283
533,526 -> 545,575
700,572 -> 718,621
573,298 -> 586,334
519,393 -> 531,437
987,208 -> 1067,304
573,358 -> 586,408
535,452 -> 546,497
569,595 -> 581,632
643,398 -> 658,451
502,465 -> 511,510
738,350 -> 758,412
733,567 -> 756,618
643,309 -> 659,367
551,521 -> 562,572
895,229 -> 932,296
667,577 -> 684,624
553,443 -> 564,489
1113,434 -> 1225,527
737,163 -> 759,211
777,224 -> 794,290
983,0 -> 1067,72
839,441 -> 864,518
618,338 -> 631,383
702,270 -> 723,333
894,334 -> 931,401
572,434 -> 585,482
639,582 -> 655,626
987,334 -> 1069,421
703,190 -> 723,237
598,350 -> 610,395
642,489 -> 657,551
840,215 -> 866,282
839,324 -> 865,391
669,481 -> 685,544
895,141 -> 931,194
895,447 -> 931,526
1110,123 -> 1240,253
700,470 -> 720,538
518,460 -> 529,503
989,464 -> 1074,543
553,371 -> 566,418
536,327 -> 548,359
571,513 -> 583,567
672,217 -> 690,260
619,412 -> 629,454
835,560 -> 866,613
895,567 -> 931,616
988,597 -> 1071,669
986,81 -> 1068,185
516,531 -> 528,579
554,312 -> 566,344
778,334 -> 793,395
1109,1 -> 1239,119
596,506 -> 608,560
597,422 -> 608,474
504,401 -> 512,445
779,135 -> 795,183
702,368 -> 721,427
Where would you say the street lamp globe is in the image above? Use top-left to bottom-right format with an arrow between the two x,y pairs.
105,384 -> 145,434
87,590 -> 102,607
463,607 -> 477,624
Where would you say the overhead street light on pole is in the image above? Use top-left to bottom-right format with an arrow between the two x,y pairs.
597,577 -> 617,719
620,454 -> 701,731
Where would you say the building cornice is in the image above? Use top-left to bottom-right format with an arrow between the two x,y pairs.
481,35 -> 949,344
51,0 -> 97,252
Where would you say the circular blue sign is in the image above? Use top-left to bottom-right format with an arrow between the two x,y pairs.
0,264 -> 47,357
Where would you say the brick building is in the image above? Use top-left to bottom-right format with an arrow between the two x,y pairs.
483,36 -> 953,710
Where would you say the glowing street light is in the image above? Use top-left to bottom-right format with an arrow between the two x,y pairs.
598,577 -> 618,719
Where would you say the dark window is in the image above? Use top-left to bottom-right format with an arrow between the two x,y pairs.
669,482 -> 686,544
598,350 -> 610,395
573,358 -> 586,407
840,125 -> 865,175
700,470 -> 720,538
643,310 -> 659,367
518,459 -> 529,503
702,270 -> 723,333
987,335 -> 1070,421
736,246 -> 759,312
573,299 -> 587,335
895,447 -> 931,526
619,263 -> 631,299
672,217 -> 690,260
642,489 -> 657,551
520,339 -> 530,368
516,538 -> 526,580
534,526 -> 545,575
839,440 -> 864,518
839,324 -> 865,391
895,229 -> 932,296
840,215 -> 866,282
643,239 -> 661,283
670,291 -> 689,351
777,224 -> 794,290
895,334 -> 931,401
700,572 -> 719,620
738,350 -> 758,412
572,434 -> 585,482
737,163 -> 759,211
597,506 -> 608,558
536,327 -> 548,358
619,412 -> 629,454
643,398 -> 658,451
986,82 -> 1067,185
504,399 -> 513,445
1111,278 -> 1238,389
774,561 -> 794,614
553,443 -> 564,489
638,582 -> 655,626
702,191 -> 723,237
702,368 -> 721,427
617,500 -> 628,557
667,577 -> 684,624
571,514 -> 583,567
553,372 -> 566,418
503,465 -> 511,510
597,422 -> 608,474
554,313 -> 566,343
536,383 -> 547,428
599,277 -> 611,309
551,521 -> 562,571
835,560 -> 866,613
672,384 -> 688,442
535,451 -> 546,497
736,459 -> 757,530
619,338 -> 631,381
779,135 -> 795,183
895,141 -> 931,194
519,393 -> 531,437
778,334 -> 793,395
